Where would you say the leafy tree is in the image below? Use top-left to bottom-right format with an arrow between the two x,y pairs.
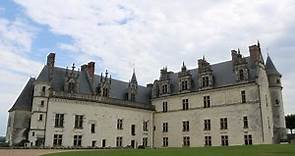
285,114 -> 295,134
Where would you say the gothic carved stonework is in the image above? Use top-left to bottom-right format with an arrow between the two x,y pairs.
178,62 -> 192,92
158,67 -> 172,96
97,70 -> 111,97
231,49 -> 249,82
198,57 -> 214,89
64,64 -> 80,94
128,70 -> 138,102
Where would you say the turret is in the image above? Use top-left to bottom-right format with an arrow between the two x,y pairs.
266,55 -> 287,143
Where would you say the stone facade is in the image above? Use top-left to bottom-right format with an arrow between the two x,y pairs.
6,42 -> 287,148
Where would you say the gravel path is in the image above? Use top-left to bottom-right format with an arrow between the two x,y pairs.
0,149 -> 66,156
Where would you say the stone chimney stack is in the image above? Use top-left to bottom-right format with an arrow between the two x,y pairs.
249,41 -> 263,66
87,62 -> 95,78
81,64 -> 87,71
231,50 -> 238,65
47,53 -> 55,68
47,53 -> 55,82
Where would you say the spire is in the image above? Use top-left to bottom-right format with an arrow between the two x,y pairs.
131,69 -> 137,84
181,61 -> 187,72
266,55 -> 281,76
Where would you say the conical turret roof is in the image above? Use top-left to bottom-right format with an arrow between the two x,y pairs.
266,55 -> 281,76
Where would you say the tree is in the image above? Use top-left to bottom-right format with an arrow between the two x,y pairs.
285,114 -> 295,134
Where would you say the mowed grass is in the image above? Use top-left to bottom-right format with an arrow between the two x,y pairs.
43,144 -> 295,156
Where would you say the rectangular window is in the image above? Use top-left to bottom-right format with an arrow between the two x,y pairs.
221,135 -> 229,146
91,124 -> 95,133
40,100 -> 45,107
220,118 -> 228,130
53,134 -> 62,146
73,135 -> 82,146
143,121 -> 148,131
244,135 -> 253,145
117,119 -> 123,130
38,114 -> 43,121
181,80 -> 188,90
92,140 -> 96,147
163,137 -> 168,147
183,136 -> 190,147
202,76 -> 209,87
116,137 -> 123,147
182,99 -> 189,110
131,124 -> 136,136
143,137 -> 148,147
241,90 -> 246,103
205,136 -> 212,146
74,115 -> 83,129
204,119 -> 211,131
203,96 -> 211,108
163,122 -> 168,133
41,86 -> 46,95
243,116 -> 248,129
182,121 -> 190,132
55,114 -> 64,128
162,84 -> 168,94
163,102 -> 168,112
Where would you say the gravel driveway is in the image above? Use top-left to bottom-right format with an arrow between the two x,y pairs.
0,149 -> 65,156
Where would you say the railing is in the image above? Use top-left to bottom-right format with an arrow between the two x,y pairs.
51,91 -> 155,110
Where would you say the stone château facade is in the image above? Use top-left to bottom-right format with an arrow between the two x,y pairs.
6,42 -> 287,148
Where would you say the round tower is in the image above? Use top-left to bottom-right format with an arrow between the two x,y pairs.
266,55 -> 287,143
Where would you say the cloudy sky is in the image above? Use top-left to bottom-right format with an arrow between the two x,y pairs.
0,0 -> 295,135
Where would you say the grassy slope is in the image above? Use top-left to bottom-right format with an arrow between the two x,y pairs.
43,144 -> 295,156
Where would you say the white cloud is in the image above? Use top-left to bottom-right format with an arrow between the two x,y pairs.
11,0 -> 295,116
0,17 -> 42,135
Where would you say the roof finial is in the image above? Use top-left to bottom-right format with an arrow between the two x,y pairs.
203,55 -> 206,60
182,61 -> 185,67
72,63 -> 76,71
238,48 -> 240,54
257,40 -> 260,47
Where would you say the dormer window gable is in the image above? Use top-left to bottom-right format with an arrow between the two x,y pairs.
178,62 -> 192,92
198,57 -> 214,89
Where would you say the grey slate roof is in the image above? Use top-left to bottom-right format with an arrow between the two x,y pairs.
9,78 -> 35,112
36,66 -> 151,104
266,56 -> 281,76
160,57 -> 257,94
9,56 -> 261,112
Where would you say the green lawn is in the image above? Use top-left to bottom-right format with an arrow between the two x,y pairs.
43,144 -> 295,156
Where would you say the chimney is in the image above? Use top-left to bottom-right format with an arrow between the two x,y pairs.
87,62 -> 95,78
81,64 -> 87,71
249,43 -> 263,66
47,53 -> 55,68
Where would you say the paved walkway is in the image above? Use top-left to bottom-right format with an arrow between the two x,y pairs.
0,149 -> 65,156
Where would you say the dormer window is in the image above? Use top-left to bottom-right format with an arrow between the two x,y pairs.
162,84 -> 168,94
130,93 -> 135,102
68,82 -> 75,93
239,69 -> 244,81
181,80 -> 188,90
202,76 -> 210,87
102,88 -> 109,97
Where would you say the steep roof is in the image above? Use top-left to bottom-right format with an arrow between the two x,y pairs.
157,57 -> 258,94
36,66 -> 151,104
266,56 -> 281,76
9,78 -> 35,112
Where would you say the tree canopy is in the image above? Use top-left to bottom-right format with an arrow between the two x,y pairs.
285,114 -> 295,134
